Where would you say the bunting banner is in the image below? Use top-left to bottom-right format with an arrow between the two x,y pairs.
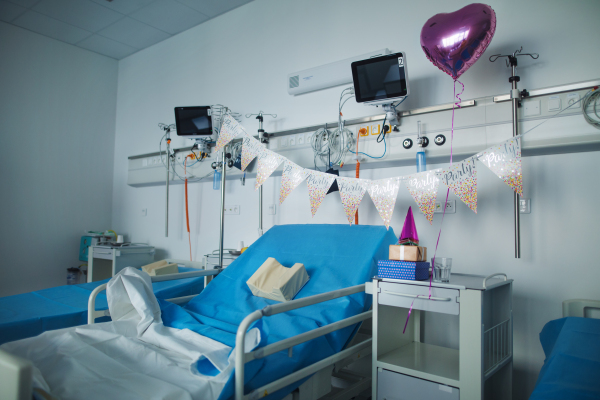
476,138 -> 523,196
255,148 -> 284,190
215,114 -> 244,152
305,171 -> 336,217
366,177 -> 401,229
241,134 -> 264,171
228,120 -> 524,225
279,160 -> 308,204
404,170 -> 441,224
439,159 -> 478,213
336,177 -> 369,225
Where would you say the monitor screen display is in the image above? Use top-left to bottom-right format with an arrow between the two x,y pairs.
351,52 -> 408,103
174,106 -> 213,136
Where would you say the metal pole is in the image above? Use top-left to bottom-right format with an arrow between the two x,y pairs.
218,148 -> 227,268
165,136 -> 170,237
510,63 -> 521,259
258,114 -> 264,237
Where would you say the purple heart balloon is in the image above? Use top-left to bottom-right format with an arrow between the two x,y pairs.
420,3 -> 496,80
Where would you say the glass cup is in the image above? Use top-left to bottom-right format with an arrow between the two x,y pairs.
432,257 -> 452,283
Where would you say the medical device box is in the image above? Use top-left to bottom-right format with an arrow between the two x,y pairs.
377,260 -> 430,281
389,245 -> 427,262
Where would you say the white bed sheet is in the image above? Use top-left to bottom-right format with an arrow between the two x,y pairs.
1,268 -> 260,400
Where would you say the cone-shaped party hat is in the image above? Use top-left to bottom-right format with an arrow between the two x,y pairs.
398,206 -> 419,245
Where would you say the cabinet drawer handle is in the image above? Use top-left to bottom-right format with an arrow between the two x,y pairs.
382,290 -> 451,302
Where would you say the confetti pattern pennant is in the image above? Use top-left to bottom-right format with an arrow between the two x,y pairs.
404,170 -> 441,224
241,134 -> 264,171
214,114 -> 245,152
366,177 -> 401,229
255,148 -> 284,190
336,177 -> 369,225
279,161 -> 308,204
306,171 -> 336,217
476,138 -> 523,196
439,159 -> 478,213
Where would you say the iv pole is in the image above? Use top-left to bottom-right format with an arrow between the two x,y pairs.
489,47 -> 539,258
245,111 -> 277,237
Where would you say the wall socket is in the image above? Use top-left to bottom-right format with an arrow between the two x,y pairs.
519,198 -> 531,214
433,200 -> 456,214
224,205 -> 240,215
268,204 -> 276,215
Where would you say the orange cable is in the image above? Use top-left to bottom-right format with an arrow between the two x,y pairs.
184,156 -> 192,261
355,131 -> 361,225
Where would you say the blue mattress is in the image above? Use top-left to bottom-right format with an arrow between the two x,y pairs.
0,267 -> 204,345
160,224 -> 396,400
530,317 -> 600,400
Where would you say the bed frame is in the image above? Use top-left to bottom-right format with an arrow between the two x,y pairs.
86,269 -> 373,400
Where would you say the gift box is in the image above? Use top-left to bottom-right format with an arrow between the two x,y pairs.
377,260 -> 430,281
389,245 -> 427,262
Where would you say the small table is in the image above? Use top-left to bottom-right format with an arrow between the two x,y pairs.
87,244 -> 155,282
368,273 -> 513,400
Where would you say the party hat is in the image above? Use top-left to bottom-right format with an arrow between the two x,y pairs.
398,206 -> 419,245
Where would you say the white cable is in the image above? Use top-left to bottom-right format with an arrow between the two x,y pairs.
582,89 -> 600,130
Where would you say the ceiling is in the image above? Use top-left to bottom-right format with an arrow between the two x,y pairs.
0,0 -> 253,59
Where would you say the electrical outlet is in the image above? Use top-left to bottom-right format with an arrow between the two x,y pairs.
433,200 -> 456,214
519,198 -> 530,214
289,136 -> 296,146
297,133 -> 305,145
280,137 -> 288,148
358,126 -> 369,137
142,158 -> 148,167
524,100 -> 540,117
370,124 -> 381,135
268,204 -> 276,215
224,205 -> 240,215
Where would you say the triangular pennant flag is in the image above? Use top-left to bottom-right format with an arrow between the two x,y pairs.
240,134 -> 263,171
404,170 -> 441,224
367,177 -> 401,229
280,161 -> 308,204
439,159 -> 478,213
255,148 -> 284,190
476,138 -> 523,196
305,171 -> 336,217
336,177 -> 369,225
214,114 -> 245,152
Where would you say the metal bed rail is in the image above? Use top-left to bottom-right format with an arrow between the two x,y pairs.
235,284 -> 371,400
87,269 -> 222,324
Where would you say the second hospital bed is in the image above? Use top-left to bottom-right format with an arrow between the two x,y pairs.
1,224 -> 396,400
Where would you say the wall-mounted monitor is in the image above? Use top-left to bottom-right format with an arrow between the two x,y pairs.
174,106 -> 213,139
351,52 -> 409,106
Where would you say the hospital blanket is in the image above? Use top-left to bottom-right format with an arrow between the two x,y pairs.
0,266 -> 203,345
161,224 -> 396,400
1,268 -> 261,400
529,317 -> 600,400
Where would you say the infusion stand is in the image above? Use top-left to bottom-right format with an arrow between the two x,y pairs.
245,111 -> 277,237
163,125 -> 173,237
490,47 -> 538,258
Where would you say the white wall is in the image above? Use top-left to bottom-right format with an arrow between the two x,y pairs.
111,0 -> 600,397
0,22 -> 118,296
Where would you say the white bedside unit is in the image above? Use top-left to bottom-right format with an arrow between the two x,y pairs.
87,244 -> 155,282
368,273 -> 513,400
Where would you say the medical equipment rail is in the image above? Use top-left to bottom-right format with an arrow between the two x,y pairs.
234,284 -> 372,400
369,273 -> 513,400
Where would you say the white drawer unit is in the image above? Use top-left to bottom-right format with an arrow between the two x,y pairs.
379,281 -> 459,315
377,368 -> 459,400
372,273 -> 513,400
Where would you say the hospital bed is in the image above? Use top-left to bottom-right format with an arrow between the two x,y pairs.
529,299 -> 600,400
0,224 -> 395,400
0,264 -> 204,346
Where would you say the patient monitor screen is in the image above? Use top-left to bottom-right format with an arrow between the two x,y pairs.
352,52 -> 407,103
174,106 -> 213,136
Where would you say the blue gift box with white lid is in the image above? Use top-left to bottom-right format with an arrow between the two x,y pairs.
377,260 -> 430,281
